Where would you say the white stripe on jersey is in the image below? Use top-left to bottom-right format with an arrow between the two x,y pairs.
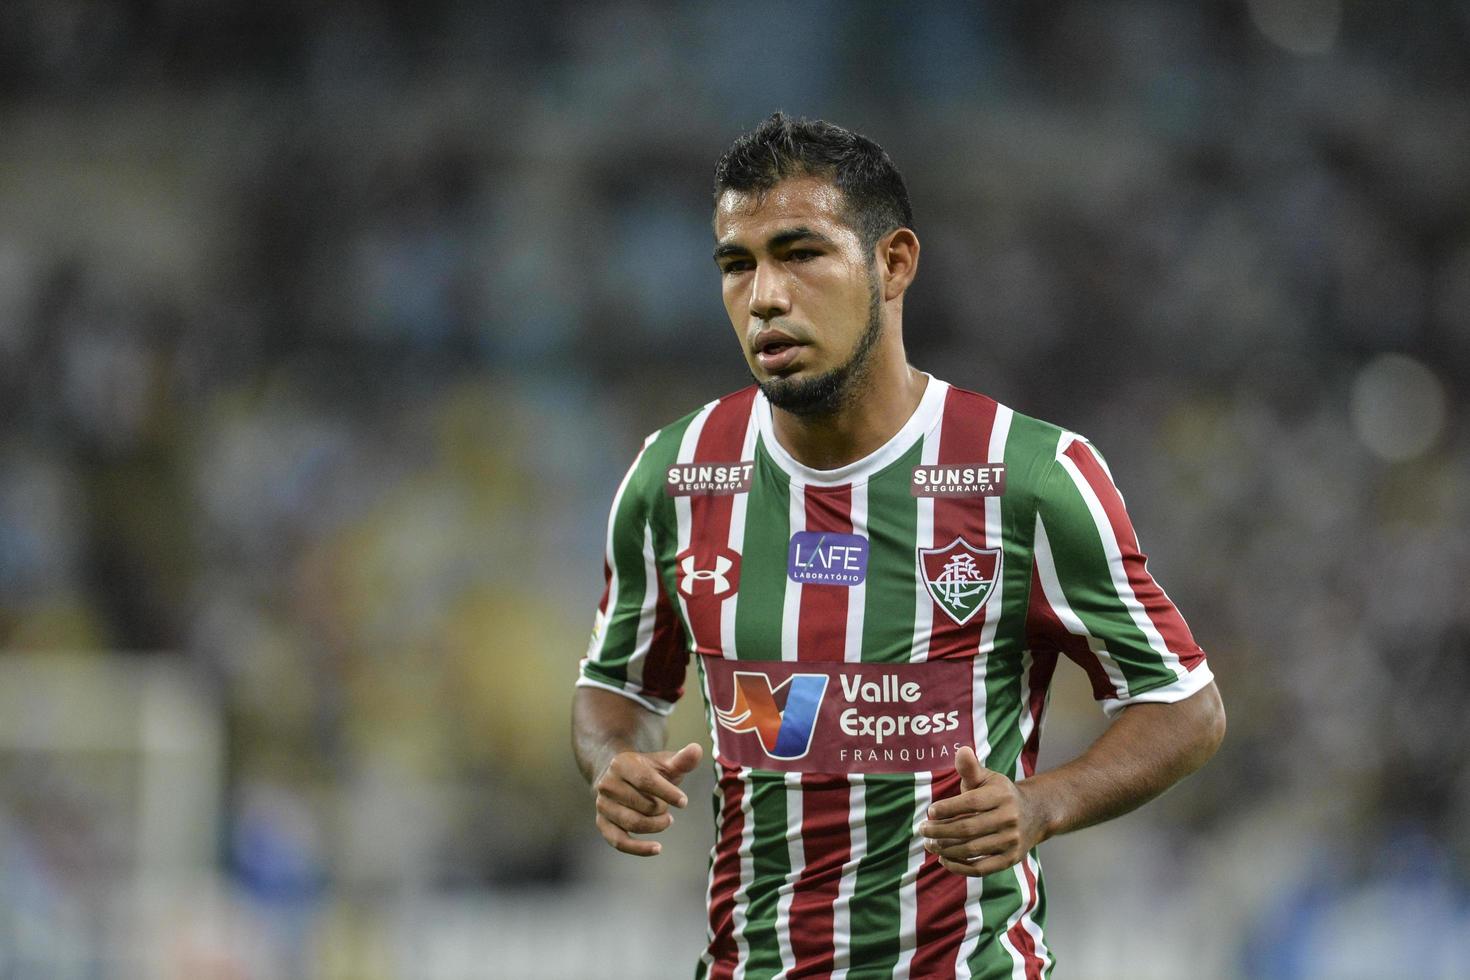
997,875 -> 1030,979
772,770 -> 804,977
909,419 -> 942,663
1017,853 -> 1052,975
672,401 -> 719,642
970,403 -> 1012,763
620,522 -> 660,698
891,772 -> 931,979
843,481 -> 869,663
729,768 -> 756,979
828,776 -> 866,979
720,407 -> 760,661
953,875 -> 986,980
780,480 -> 805,662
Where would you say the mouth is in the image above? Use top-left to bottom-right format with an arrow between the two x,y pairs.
752,329 -> 807,374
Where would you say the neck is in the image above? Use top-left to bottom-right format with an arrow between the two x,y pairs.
769,340 -> 928,471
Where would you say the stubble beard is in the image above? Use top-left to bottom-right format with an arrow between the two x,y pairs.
756,272 -> 884,419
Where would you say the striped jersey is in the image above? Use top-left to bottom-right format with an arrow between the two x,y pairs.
577,376 -> 1213,980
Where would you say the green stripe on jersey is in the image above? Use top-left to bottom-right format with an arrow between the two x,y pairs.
860,439 -> 924,664
847,446 -> 923,972
738,772 -> 794,979
733,440 -> 792,662
968,865 -> 1027,979
846,773 -> 916,973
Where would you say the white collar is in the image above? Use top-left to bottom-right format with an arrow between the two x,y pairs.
754,373 -> 948,486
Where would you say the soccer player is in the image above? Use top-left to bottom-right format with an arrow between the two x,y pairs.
571,113 -> 1225,979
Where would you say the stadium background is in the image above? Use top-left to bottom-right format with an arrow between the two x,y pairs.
1,1 -> 1467,977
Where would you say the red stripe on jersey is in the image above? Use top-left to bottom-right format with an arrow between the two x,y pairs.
913,389 -> 996,974
639,577 -> 687,703
788,774 -> 853,977
910,771 -> 970,978
684,388 -> 757,656
1026,562 -> 1120,701
597,559 -> 612,615
925,388 -> 999,661
1062,441 -> 1205,670
1018,650 -> 1057,779
1006,856 -> 1046,979
797,485 -> 854,663
788,484 -> 855,975
705,764 -> 748,978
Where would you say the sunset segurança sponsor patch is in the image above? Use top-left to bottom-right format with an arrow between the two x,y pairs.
665,461 -> 755,496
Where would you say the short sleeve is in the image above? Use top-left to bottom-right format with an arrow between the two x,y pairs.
576,439 -> 690,715
1027,434 -> 1213,718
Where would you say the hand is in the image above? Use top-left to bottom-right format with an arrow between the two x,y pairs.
918,746 -> 1048,877
592,742 -> 703,857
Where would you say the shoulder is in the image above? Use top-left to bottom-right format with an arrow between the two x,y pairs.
620,385 -> 761,499
936,383 -> 1083,503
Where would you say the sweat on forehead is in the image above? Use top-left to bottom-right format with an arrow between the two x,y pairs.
713,178 -> 862,243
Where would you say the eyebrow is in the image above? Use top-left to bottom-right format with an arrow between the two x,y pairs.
712,226 -> 838,261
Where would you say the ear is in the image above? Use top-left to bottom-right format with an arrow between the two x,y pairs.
876,228 -> 919,302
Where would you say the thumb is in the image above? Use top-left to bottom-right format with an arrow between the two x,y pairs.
663,742 -> 704,778
956,745 -> 987,792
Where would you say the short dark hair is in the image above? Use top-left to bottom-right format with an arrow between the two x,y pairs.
713,112 -> 913,254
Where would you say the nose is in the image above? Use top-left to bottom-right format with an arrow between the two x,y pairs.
747,261 -> 791,322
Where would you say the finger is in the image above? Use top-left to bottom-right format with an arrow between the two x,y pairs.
937,854 -> 985,878
597,797 -> 675,835
932,833 -> 1012,863
955,746 -> 988,792
959,851 -> 1026,878
598,779 -> 670,817
617,759 -> 690,810
926,785 -> 1009,822
596,813 -> 663,857
920,807 -> 1017,841
660,742 -> 703,783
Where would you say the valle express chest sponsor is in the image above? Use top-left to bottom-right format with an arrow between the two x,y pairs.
705,657 -> 973,774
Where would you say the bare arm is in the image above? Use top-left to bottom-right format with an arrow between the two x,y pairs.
921,680 -> 1225,877
572,686 -> 702,857
572,686 -> 672,785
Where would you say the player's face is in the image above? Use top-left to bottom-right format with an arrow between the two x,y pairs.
714,177 -> 880,413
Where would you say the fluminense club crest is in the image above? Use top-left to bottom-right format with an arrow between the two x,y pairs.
918,537 -> 1001,626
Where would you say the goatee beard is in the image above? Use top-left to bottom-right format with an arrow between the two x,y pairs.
758,275 -> 883,419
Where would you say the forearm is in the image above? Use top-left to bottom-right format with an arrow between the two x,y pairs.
1019,681 -> 1226,842
571,686 -> 670,785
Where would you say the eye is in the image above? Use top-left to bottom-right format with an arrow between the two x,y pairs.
720,260 -> 753,275
788,249 -> 819,262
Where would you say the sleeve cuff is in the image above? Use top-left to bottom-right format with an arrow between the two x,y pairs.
1101,661 -> 1214,720
575,672 -> 677,717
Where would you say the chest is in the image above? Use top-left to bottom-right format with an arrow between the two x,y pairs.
658,464 -> 1027,665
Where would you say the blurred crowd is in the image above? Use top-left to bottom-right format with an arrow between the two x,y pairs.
0,1 -> 1467,976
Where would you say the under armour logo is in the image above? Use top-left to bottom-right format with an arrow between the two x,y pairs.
676,547 -> 741,600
